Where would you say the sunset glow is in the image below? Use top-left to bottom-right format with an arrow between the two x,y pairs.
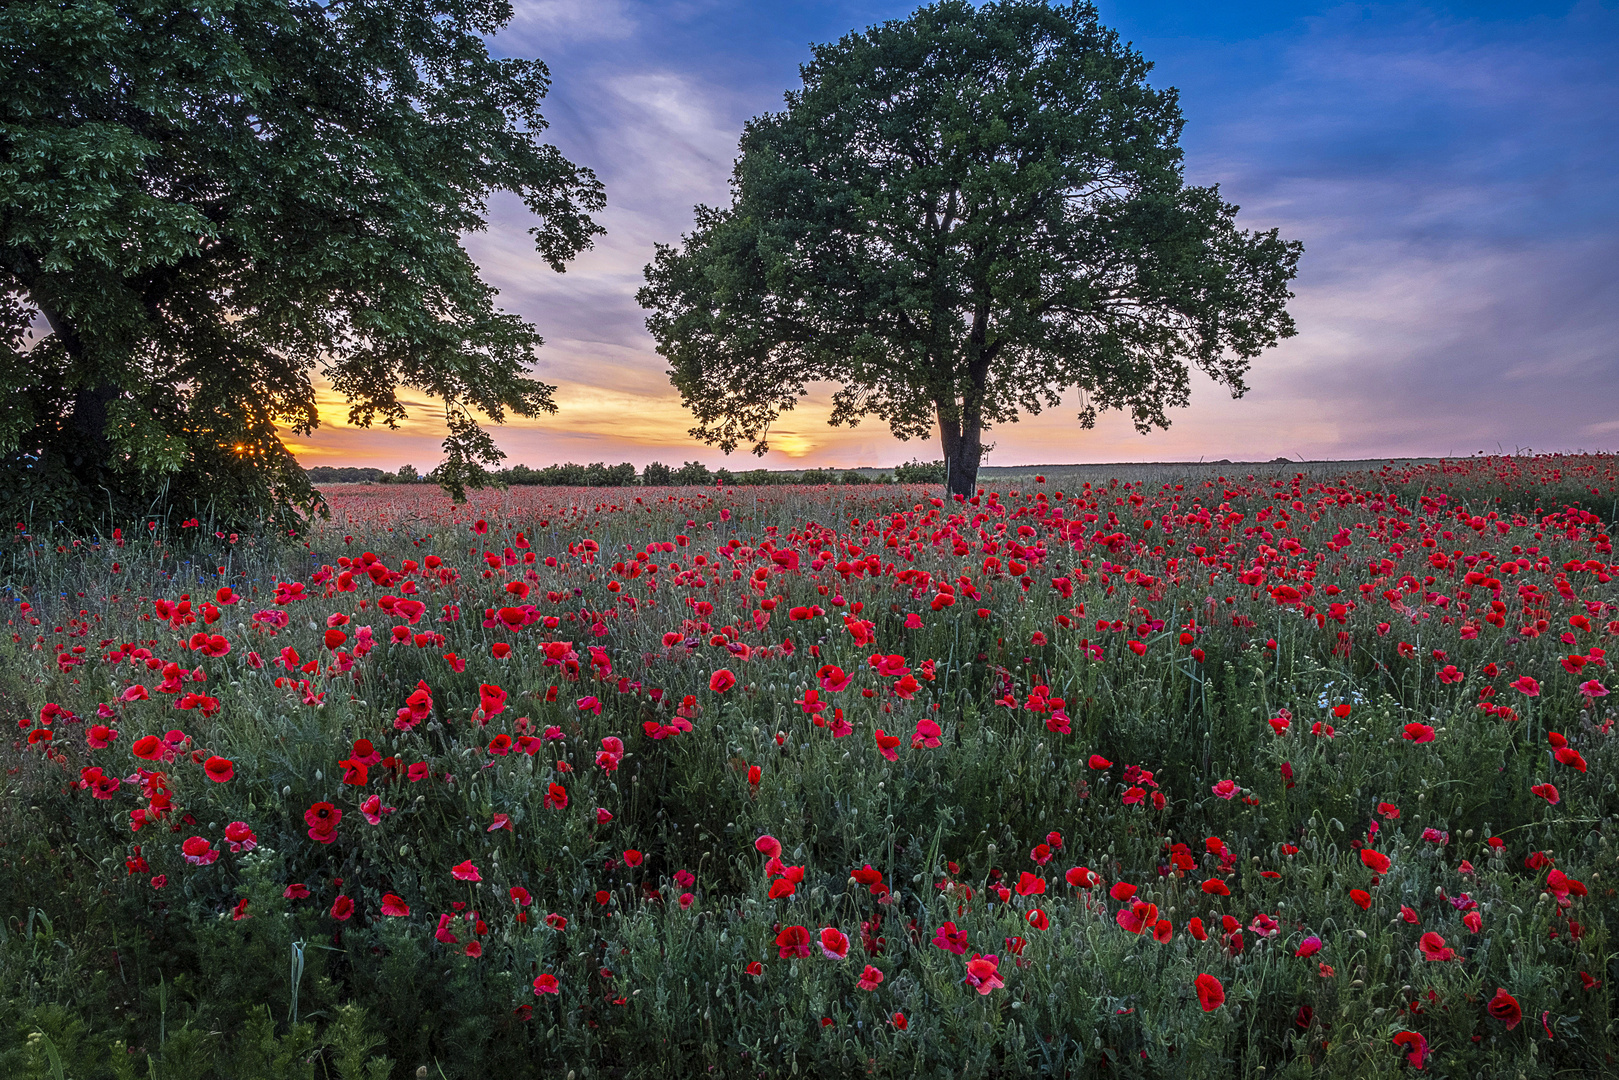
284,0 -> 1618,472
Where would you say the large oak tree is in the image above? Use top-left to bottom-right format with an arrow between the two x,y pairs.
1,0 -> 604,528
640,0 -> 1302,496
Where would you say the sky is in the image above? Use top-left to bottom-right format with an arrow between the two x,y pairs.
283,0 -> 1619,472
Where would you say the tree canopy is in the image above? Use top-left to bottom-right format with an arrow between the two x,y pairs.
640,0 -> 1302,496
1,0 -> 604,528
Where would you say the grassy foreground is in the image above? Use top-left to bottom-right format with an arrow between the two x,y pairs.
2,454 -> 1617,1078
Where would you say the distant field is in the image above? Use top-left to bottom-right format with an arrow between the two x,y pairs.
965,457 -> 1444,486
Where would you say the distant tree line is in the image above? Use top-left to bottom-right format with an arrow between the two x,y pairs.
304,459 -> 948,487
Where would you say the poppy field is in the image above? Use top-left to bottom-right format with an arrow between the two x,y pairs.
3,454 -> 1618,1079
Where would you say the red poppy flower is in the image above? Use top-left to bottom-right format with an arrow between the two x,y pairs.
284,883 -> 310,899
477,683 -> 507,718
1531,783 -> 1560,805
1088,754 -> 1112,769
1194,973 -> 1225,1011
533,974 -> 559,995
1016,872 -> 1046,896
1188,917 -> 1207,941
964,953 -> 1003,995
132,735 -> 163,760
745,961 -> 763,976
932,922 -> 969,954
623,849 -> 643,867
1511,675 -> 1540,697
708,669 -> 737,693
330,895 -> 354,921
1210,779 -> 1237,799
543,783 -> 568,809
1360,849 -> 1391,874
1486,988 -> 1521,1029
817,664 -> 852,691
1350,888 -> 1372,910
819,927 -> 850,959
451,860 -> 481,882
1554,747 -> 1588,772
333,749 -> 369,783
1545,868 -> 1587,902
755,835 -> 782,859
1065,866 -> 1098,889
1201,878 -> 1230,896
873,728 -> 901,761
1116,900 -> 1157,934
181,836 -> 217,865
198,755 -> 233,782
1152,919 -> 1173,943
1294,935 -> 1323,958
775,925 -> 811,959
1392,1031 -> 1428,1069
1418,932 -> 1454,961
381,894 -> 410,917
1026,908 -> 1050,931
304,802 -> 341,844
1402,722 -> 1435,743
856,964 -> 883,990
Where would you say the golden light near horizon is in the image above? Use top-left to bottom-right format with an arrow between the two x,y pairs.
765,432 -> 815,457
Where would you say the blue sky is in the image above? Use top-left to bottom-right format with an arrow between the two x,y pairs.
288,1 -> 1619,469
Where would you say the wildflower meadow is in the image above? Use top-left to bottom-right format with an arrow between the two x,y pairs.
3,453 -> 1617,1079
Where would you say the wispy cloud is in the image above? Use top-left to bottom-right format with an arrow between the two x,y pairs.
507,0 -> 640,44
286,0 -> 1619,470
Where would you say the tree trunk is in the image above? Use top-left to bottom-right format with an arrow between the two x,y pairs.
936,299 -> 992,498
938,405 -> 982,498
35,298 -> 117,470
67,384 -> 120,470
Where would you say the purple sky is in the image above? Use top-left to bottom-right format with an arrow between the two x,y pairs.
285,1 -> 1619,471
